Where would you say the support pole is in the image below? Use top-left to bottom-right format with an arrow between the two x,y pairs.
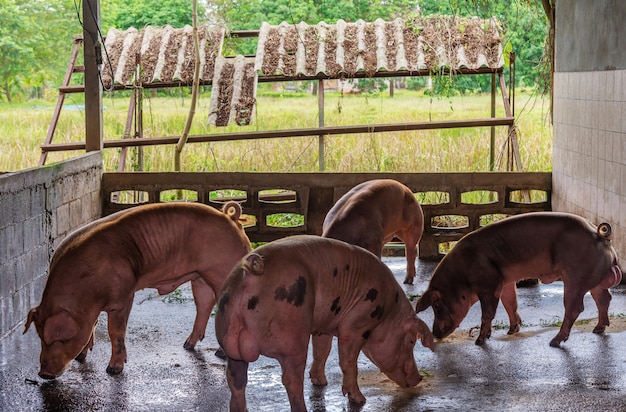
318,79 -> 325,171
490,73 -> 496,171
83,0 -> 103,153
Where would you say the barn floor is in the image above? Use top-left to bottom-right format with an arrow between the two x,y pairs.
3,257 -> 626,411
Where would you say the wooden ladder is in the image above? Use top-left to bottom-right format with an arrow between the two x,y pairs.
39,37 -> 84,166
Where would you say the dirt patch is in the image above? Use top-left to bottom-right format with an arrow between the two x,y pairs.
402,22 -> 419,70
214,60 -> 235,126
303,26 -> 319,76
362,23 -> 378,76
261,27 -> 281,75
384,21 -> 397,71
177,29 -> 196,82
342,24 -> 358,76
202,27 -> 224,82
234,61 -> 257,126
282,25 -> 298,77
160,30 -> 184,82
141,32 -> 162,83
102,29 -> 124,89
324,25 -> 341,78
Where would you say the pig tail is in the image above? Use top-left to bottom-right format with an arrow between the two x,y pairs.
222,201 -> 243,222
597,222 -> 612,240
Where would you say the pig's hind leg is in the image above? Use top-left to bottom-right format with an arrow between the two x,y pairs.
310,334 -> 333,385
337,333 -> 367,405
277,350 -> 309,412
226,358 -> 250,412
550,286 -> 586,347
184,277 -> 216,350
396,228 -> 419,284
590,286 -> 612,334
500,283 -> 522,335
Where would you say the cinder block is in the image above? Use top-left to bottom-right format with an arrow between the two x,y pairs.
0,296 -> 8,339
69,198 -> 83,230
0,258 -> 17,299
55,203 -> 70,237
23,215 -> 44,252
6,223 -> 24,259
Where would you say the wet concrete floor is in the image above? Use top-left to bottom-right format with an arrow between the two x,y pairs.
3,257 -> 626,411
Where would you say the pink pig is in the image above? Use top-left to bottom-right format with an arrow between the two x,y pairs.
25,201 -> 251,379
416,212 -> 622,347
322,179 -> 424,284
215,235 -> 434,411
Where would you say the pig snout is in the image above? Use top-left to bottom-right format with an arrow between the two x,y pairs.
384,360 -> 422,388
432,320 -> 455,340
38,370 -> 57,380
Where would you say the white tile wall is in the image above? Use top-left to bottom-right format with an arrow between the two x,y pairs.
553,70 -> 626,266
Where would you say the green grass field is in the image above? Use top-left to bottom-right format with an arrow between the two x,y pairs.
0,86 -> 553,173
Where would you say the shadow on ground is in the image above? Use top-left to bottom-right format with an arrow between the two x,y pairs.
3,258 -> 626,411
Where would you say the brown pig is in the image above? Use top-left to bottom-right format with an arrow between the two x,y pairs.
415,212 -> 622,347
215,235 -> 434,411
24,201 -> 251,379
322,179 -> 424,284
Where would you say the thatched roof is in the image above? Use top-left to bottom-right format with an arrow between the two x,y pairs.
98,15 -> 504,127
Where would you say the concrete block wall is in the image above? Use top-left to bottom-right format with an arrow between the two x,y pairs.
0,152 -> 102,338
552,69 -> 626,267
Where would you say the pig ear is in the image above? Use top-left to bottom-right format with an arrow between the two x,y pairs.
411,317 -> 435,351
24,307 -> 39,334
415,290 -> 433,313
43,311 -> 79,345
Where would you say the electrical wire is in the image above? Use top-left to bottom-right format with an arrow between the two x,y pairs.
73,0 -> 115,92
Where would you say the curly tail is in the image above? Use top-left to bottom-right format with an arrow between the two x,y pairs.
597,222 -> 612,240
243,253 -> 265,275
222,201 -> 242,223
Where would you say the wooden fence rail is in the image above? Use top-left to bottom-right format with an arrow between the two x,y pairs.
102,171 -> 551,258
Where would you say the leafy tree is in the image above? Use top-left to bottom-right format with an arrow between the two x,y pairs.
0,0 -> 76,102
104,0 -> 206,30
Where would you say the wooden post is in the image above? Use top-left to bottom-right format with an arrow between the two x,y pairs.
318,79 -> 325,171
490,72 -> 496,171
83,0 -> 103,153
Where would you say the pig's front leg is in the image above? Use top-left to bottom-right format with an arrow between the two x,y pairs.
337,334 -> 366,405
590,286 -> 612,334
476,293 -> 500,345
500,283 -> 522,335
105,296 -> 134,374
310,334 -> 333,386
277,352 -> 308,412
550,288 -> 586,347
184,277 -> 216,350
75,321 -> 97,362
226,358 -> 249,412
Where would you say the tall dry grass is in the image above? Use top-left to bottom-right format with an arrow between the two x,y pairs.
0,88 -> 552,173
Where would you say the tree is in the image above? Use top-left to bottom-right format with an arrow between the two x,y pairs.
105,0 -> 206,30
0,0 -> 79,102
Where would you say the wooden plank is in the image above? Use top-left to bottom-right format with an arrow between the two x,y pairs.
57,67 -> 503,93
41,117 -> 515,152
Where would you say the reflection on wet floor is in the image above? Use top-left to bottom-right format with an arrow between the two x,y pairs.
3,257 -> 626,411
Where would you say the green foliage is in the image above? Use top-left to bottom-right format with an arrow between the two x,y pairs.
0,0 -> 76,102
104,0 -> 205,30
